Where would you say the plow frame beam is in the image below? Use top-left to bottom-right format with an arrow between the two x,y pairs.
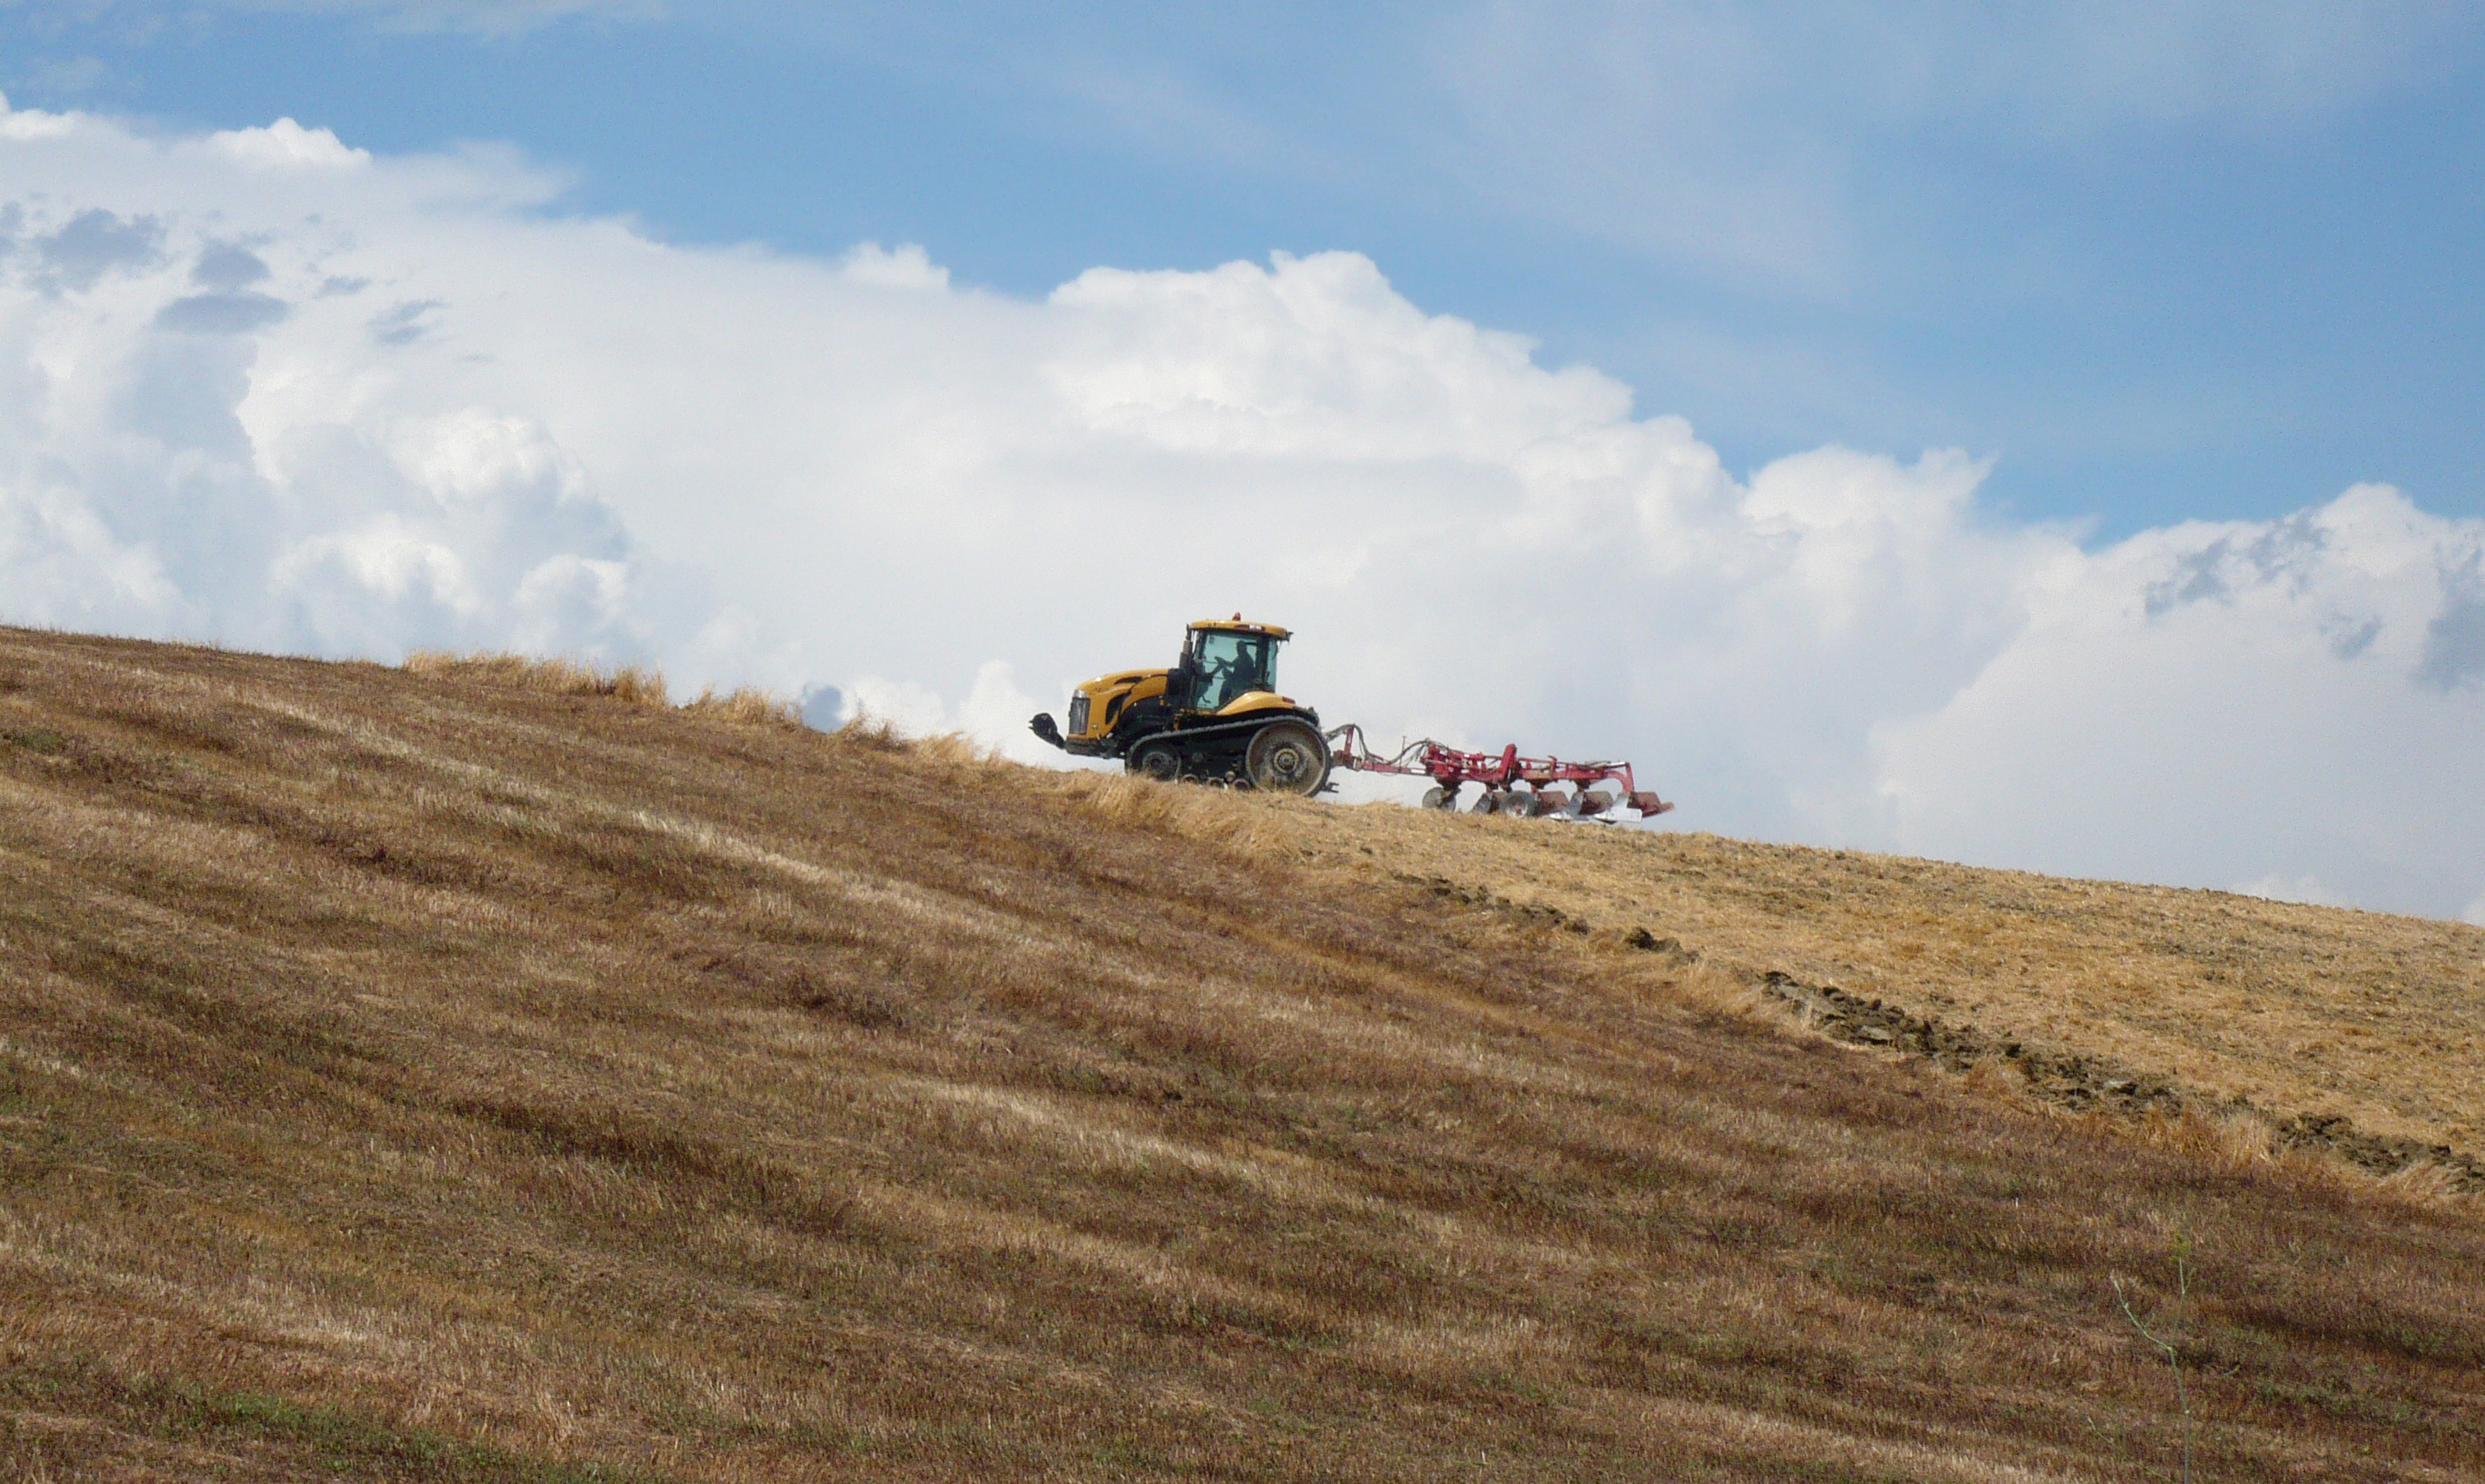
1323,726 -> 1673,817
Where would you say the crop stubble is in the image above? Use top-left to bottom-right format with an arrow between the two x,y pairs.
0,626 -> 2480,1482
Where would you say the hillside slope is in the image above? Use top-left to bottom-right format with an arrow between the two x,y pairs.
1220,799 -> 2485,1174
2,626 -> 2482,1482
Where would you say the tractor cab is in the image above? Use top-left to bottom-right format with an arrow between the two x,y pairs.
1170,618 -> 1290,716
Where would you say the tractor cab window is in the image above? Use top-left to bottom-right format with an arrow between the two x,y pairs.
1186,631 -> 1276,712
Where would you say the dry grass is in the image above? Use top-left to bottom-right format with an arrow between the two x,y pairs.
3,625 -> 2484,1482
681,686 -> 803,730
405,650 -> 804,732
1167,794 -> 2485,1168
404,649 -> 672,707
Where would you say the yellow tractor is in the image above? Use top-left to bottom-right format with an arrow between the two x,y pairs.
1030,617 -> 1330,795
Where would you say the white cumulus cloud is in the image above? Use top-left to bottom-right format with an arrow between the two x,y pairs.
3,96 -> 2483,919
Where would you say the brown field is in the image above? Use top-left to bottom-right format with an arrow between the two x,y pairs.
2,625 -> 2483,1482
1222,787 -> 2485,1168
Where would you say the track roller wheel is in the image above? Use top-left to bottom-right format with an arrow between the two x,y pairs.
1127,739 -> 1182,783
1244,719 -> 1330,797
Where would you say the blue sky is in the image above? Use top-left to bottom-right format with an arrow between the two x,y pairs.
8,0 -> 2483,537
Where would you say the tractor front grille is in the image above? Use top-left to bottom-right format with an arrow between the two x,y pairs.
1067,694 -> 1090,737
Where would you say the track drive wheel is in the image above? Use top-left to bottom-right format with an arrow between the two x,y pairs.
1127,739 -> 1182,783
1244,719 -> 1330,797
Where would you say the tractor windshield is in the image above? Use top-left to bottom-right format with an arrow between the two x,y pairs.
1187,631 -> 1277,712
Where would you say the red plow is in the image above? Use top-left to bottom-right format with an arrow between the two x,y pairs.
1324,727 -> 1673,821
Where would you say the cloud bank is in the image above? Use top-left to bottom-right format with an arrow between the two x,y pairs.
2,95 -> 2481,919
